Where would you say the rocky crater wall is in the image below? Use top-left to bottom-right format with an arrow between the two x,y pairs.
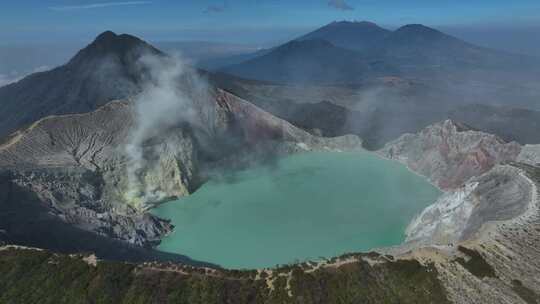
0,89 -> 362,247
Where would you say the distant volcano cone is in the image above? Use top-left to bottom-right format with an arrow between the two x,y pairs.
0,31 -> 166,138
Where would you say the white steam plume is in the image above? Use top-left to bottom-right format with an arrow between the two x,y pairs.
124,53 -> 214,206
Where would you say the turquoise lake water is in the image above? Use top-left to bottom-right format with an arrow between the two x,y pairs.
152,151 -> 440,269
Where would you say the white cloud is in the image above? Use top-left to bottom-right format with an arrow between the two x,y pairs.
328,0 -> 354,11
0,74 -> 16,87
28,66 -> 50,74
0,66 -> 50,88
49,1 -> 152,11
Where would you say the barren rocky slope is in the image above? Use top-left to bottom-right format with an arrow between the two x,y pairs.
378,119 -> 540,249
377,120 -> 540,303
394,163 -> 540,304
378,120 -> 522,189
0,87 -> 361,251
518,144 -> 540,166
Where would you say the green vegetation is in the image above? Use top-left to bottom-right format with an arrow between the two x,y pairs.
456,246 -> 497,278
0,248 -> 449,304
288,258 -> 448,303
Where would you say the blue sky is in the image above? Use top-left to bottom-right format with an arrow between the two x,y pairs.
1,0 -> 540,44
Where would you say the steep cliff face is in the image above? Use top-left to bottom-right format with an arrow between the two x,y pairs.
517,144 -> 540,166
0,101 -> 188,245
398,163 -> 540,304
378,119 -> 522,190
377,120 -> 540,303
0,88 -> 362,247
379,119 -> 538,246
0,100 -> 132,169
406,165 -> 533,245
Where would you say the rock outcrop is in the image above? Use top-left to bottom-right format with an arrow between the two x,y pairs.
0,101 -> 179,245
379,119 -> 540,247
378,119 -> 522,190
377,120 -> 540,303
405,165 -> 533,245
394,163 -> 540,304
517,144 -> 540,166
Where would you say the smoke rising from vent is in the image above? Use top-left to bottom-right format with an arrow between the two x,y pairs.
123,53 -> 215,206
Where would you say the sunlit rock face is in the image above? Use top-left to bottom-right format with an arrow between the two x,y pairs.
405,165 -> 533,245
380,119 -> 540,303
0,101 -> 178,245
518,144 -> 540,166
378,119 -> 522,190
380,120 -> 534,245
120,129 -> 196,208
406,182 -> 478,245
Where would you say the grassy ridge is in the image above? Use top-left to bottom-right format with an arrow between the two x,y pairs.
0,248 -> 449,304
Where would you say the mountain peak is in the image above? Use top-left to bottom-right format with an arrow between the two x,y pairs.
383,24 -> 461,47
94,30 -> 118,43
69,31 -> 162,65
297,20 -> 390,51
393,24 -> 447,39
329,20 -> 380,28
397,24 -> 439,33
